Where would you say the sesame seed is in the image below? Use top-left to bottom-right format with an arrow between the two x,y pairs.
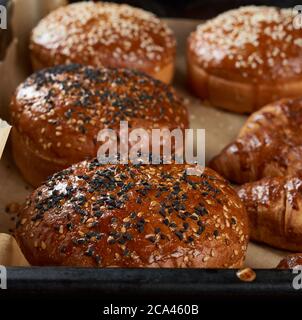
191,6 -> 297,81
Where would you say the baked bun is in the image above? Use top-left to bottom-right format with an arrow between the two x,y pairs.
15,160 -> 249,268
238,176 -> 302,252
210,98 -> 302,184
187,6 -> 302,113
10,64 -> 188,187
30,2 -> 176,84
277,254 -> 302,269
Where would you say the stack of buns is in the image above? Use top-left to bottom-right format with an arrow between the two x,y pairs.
12,2 -> 302,268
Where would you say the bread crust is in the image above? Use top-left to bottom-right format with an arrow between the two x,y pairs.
238,176 -> 302,252
210,98 -> 302,184
15,161 -> 249,268
210,98 -> 302,251
10,65 -> 188,187
187,6 -> 302,113
277,254 -> 302,269
30,2 -> 176,83
11,128 -> 69,187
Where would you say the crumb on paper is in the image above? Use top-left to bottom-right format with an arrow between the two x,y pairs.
5,202 -> 21,214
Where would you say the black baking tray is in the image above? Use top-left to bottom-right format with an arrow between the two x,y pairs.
0,0 -> 301,302
0,267 -> 301,300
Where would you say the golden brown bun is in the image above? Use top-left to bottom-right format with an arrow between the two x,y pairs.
187,6 -> 302,113
10,64 -> 189,187
30,2 -> 176,84
15,161 -> 249,268
210,98 -> 302,184
238,176 -> 302,252
277,254 -> 302,269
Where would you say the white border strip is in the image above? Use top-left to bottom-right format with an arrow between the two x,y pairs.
0,120 -> 11,159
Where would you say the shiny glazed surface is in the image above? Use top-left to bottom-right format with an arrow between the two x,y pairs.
30,2 -> 176,75
15,161 -> 248,268
188,6 -> 302,83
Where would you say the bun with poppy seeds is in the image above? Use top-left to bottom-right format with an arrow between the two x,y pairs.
15,160 -> 249,268
30,2 -> 176,84
10,64 -> 188,187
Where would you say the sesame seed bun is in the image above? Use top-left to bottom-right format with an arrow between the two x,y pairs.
30,2 -> 176,84
10,64 -> 188,187
187,6 -> 302,113
15,160 -> 249,268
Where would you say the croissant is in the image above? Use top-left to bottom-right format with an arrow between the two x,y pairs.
277,254 -> 302,269
210,98 -> 302,184
237,175 -> 302,251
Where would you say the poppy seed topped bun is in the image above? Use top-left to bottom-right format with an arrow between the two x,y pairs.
187,6 -> 302,113
15,160 -> 249,268
10,64 -> 188,187
30,2 -> 176,83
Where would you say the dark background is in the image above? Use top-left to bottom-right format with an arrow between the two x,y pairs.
70,0 -> 296,18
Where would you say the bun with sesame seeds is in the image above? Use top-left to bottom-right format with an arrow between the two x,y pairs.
187,6 -> 302,113
10,64 -> 188,187
15,160 -> 249,268
30,1 -> 176,84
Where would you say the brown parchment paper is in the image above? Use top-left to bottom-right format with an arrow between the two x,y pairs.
0,0 -> 289,268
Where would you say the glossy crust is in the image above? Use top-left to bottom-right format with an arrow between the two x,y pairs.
15,161 -> 249,268
210,98 -> 302,184
238,176 -> 302,252
10,64 -> 188,187
30,2 -> 176,83
277,254 -> 302,269
187,6 -> 302,113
